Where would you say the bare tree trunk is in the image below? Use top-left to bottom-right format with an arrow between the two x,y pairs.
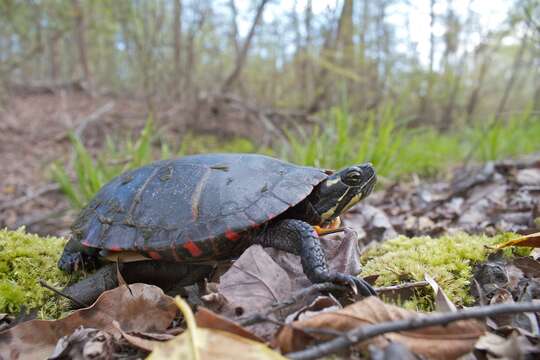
371,1 -> 390,110
439,0 -> 471,130
495,32 -> 529,120
302,0 -> 313,108
173,0 -> 183,99
418,0 -> 436,124
534,46 -> 540,114
465,36 -> 502,123
228,0 -> 241,56
228,0 -> 249,97
185,6 -> 208,99
72,0 -> 91,90
49,35 -> 59,81
307,1 -> 349,113
221,0 -> 270,93
358,0 -> 370,109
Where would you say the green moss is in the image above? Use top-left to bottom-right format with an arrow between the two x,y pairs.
0,228 -> 71,318
361,232 -> 530,311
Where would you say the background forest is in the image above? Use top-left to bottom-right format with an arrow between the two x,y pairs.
0,0 -> 540,232
1,0 -> 539,120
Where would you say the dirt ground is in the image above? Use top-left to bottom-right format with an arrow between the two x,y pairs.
0,92 -> 151,236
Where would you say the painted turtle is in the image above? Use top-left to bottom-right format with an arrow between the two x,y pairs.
59,154 -> 377,296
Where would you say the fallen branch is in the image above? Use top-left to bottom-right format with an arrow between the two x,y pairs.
238,283 -> 345,326
375,281 -> 428,294
287,302 -> 540,360
7,79 -> 85,96
72,101 -> 115,140
14,205 -> 68,228
0,183 -> 60,212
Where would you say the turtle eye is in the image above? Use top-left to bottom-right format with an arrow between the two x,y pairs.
342,170 -> 362,186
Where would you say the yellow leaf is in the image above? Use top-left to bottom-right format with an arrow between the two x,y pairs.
494,232 -> 540,249
147,297 -> 286,360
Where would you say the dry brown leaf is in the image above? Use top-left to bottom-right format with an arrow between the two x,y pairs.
49,327 -> 115,360
0,283 -> 177,360
216,231 -> 365,339
217,245 -> 292,339
475,332 -> 540,359
148,297 -> 285,360
513,257 -> 540,278
195,307 -> 265,343
276,296 -> 485,360
424,273 -> 457,312
495,232 -> 540,249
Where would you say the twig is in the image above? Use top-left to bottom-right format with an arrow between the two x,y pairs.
55,101 -> 115,142
287,302 -> 540,360
272,283 -> 346,309
39,280 -> 90,308
238,283 -> 345,327
0,183 -> 60,211
238,281 -> 427,327
375,281 -> 428,294
73,101 -> 115,139
14,205 -> 68,228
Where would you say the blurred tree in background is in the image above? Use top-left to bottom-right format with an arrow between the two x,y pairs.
0,0 -> 538,129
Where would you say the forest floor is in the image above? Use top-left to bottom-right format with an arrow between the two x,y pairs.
1,92 -> 540,359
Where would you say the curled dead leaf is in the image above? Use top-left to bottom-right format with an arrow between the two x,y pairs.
49,327 -> 115,360
424,273 -> 456,313
276,296 -> 485,360
195,307 -> 265,343
494,232 -> 540,249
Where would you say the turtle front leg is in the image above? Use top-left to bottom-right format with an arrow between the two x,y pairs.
254,219 -> 376,297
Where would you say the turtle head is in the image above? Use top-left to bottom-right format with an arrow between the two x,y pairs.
313,163 -> 376,225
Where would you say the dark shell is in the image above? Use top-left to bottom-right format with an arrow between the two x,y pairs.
72,154 -> 327,258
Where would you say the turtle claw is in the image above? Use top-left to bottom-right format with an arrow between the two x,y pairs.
328,272 -> 377,297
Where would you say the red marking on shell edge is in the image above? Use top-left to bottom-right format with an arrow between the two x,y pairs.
170,243 -> 182,261
251,223 -> 261,229
225,230 -> 241,241
108,245 -> 121,252
81,240 -> 90,246
183,241 -> 203,257
148,251 -> 162,260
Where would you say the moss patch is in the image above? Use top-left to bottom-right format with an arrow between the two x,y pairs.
0,228 -> 71,318
361,232 -> 529,311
